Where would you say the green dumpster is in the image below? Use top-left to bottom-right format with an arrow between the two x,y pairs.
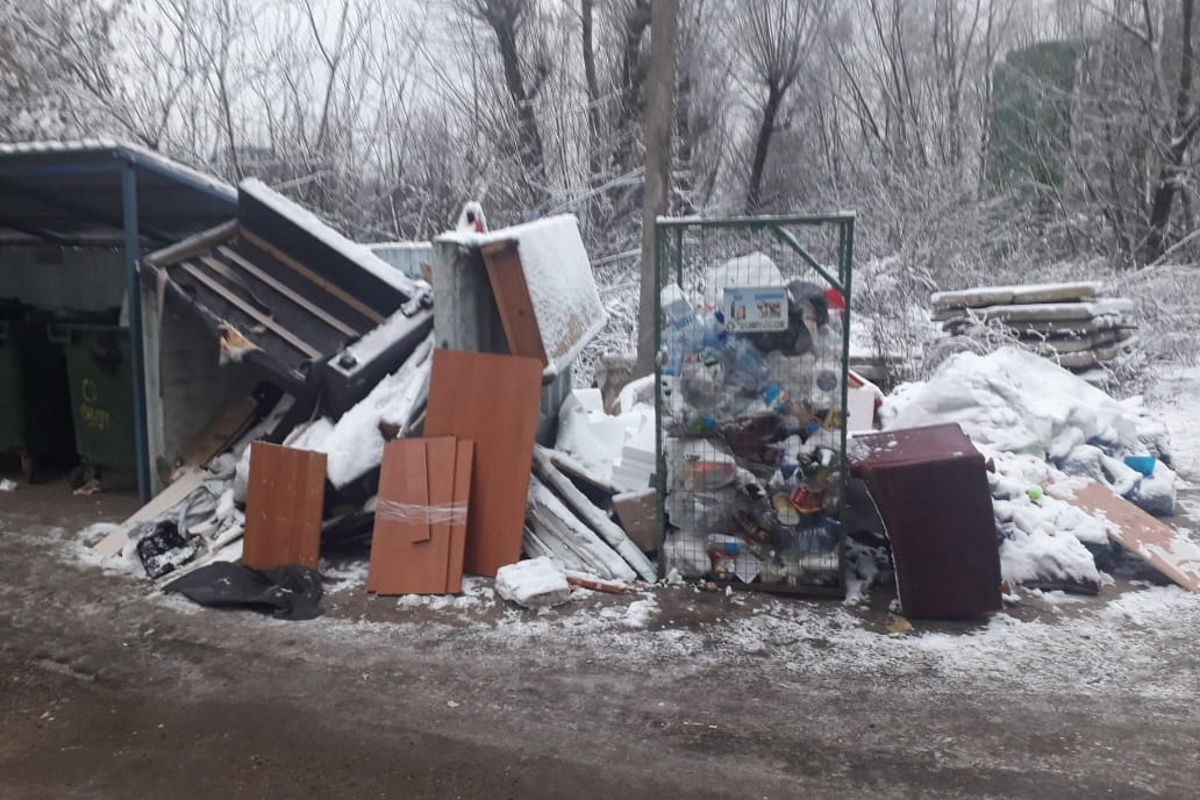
50,323 -> 137,484
0,309 -> 77,483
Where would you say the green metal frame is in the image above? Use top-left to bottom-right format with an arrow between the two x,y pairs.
652,212 -> 856,586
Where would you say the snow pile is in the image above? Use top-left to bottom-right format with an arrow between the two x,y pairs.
494,557 -> 572,609
236,336 -> 433,495
880,346 -> 1179,590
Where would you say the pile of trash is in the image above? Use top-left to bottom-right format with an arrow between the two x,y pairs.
655,253 -> 862,591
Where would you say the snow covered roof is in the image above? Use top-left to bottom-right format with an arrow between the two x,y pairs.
239,179 -> 419,296
0,139 -> 236,246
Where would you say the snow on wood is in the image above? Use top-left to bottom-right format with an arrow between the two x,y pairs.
532,446 -> 657,582
1047,479 -> 1200,593
239,178 -> 421,295
323,336 -> 433,488
932,281 -> 1103,310
931,285 -> 1139,375
936,298 -> 1134,324
450,214 -> 607,376
525,476 -> 636,582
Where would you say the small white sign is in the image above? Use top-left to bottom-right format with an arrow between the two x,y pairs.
723,286 -> 788,332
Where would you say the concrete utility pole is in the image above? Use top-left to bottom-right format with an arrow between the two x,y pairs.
635,0 -> 679,377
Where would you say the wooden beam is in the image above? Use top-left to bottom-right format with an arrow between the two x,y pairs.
144,220 -> 238,267
178,260 -> 321,359
238,227 -> 386,325
215,245 -> 361,338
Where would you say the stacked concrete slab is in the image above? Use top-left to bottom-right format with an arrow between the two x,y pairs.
931,282 -> 1137,377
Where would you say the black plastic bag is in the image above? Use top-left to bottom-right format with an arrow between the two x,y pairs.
163,562 -> 323,620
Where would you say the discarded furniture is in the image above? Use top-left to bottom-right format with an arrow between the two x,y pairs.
241,441 -> 326,571
423,349 -> 543,577
142,178 -> 433,458
851,423 -> 1002,619
367,436 -> 474,595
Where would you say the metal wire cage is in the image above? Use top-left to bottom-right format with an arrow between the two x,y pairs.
654,214 -> 854,595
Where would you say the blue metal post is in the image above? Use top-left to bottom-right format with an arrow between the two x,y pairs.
121,165 -> 151,502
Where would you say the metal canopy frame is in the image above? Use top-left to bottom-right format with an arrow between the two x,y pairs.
0,141 -> 237,501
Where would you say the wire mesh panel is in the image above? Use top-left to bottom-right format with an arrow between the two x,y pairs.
655,215 -> 854,594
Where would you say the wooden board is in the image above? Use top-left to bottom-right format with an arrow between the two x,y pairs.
1048,480 -> 1200,593
446,439 -> 475,593
368,437 -> 464,595
424,349 -> 543,577
180,395 -> 259,467
241,441 -> 327,571
481,240 -> 548,366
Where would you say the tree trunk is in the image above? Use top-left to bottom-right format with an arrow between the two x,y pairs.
745,84 -> 783,214
1141,0 -> 1197,263
581,0 -> 604,183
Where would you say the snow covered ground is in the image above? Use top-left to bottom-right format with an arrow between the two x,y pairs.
50,332 -> 1200,691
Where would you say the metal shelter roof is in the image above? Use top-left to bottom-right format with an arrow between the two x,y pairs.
0,140 -> 238,503
0,140 -> 236,246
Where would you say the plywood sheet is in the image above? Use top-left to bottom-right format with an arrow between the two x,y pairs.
1048,480 -> 1200,593
424,349 -> 542,577
241,441 -> 326,571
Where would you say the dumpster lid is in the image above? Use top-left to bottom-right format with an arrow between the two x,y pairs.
850,423 -> 983,472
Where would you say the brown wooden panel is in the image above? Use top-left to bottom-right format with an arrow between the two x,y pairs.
366,439 -> 418,594
1049,480 -> 1200,593
424,349 -> 542,577
404,441 -> 432,544
481,240 -> 547,366
368,437 -> 460,595
446,439 -> 475,594
242,442 -> 326,571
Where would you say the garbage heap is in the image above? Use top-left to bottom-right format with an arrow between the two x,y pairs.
660,279 -> 847,591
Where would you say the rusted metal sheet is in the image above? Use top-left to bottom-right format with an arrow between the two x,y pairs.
850,423 -> 1002,619
242,441 -> 326,571
424,349 -> 542,577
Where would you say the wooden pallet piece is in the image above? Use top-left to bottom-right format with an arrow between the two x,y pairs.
424,349 -> 542,577
180,395 -> 259,468
1048,480 -> 1200,593
241,441 -> 326,571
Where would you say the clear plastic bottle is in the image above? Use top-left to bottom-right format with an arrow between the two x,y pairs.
661,284 -> 701,376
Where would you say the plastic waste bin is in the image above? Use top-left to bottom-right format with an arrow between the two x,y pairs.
850,423 -> 1002,619
0,307 -> 77,482
49,322 -> 137,482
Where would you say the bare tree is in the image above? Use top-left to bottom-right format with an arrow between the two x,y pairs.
739,0 -> 830,212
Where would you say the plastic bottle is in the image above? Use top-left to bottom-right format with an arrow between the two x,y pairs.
661,284 -> 702,376
723,335 -> 771,392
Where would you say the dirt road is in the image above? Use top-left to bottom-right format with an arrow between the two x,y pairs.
2,475 -> 1198,799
